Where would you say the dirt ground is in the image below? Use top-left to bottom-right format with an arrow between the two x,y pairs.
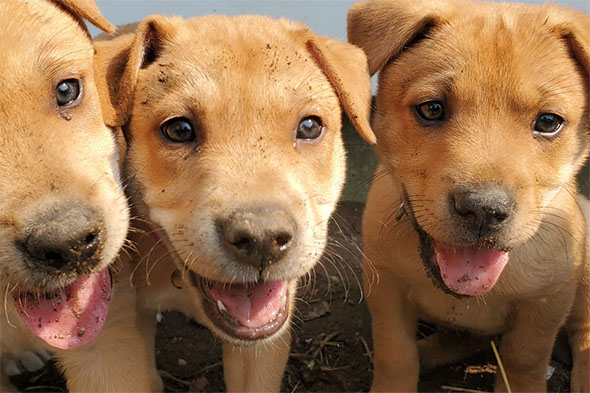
11,202 -> 573,392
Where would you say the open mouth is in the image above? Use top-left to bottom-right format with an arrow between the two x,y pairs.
430,241 -> 509,296
13,268 -> 112,349
189,271 -> 290,341
405,197 -> 510,297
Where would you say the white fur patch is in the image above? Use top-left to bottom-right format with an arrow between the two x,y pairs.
109,131 -> 123,191
543,185 -> 563,206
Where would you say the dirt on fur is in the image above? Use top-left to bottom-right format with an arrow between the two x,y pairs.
11,201 -> 573,392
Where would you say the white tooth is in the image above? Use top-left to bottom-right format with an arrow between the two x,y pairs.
217,300 -> 228,313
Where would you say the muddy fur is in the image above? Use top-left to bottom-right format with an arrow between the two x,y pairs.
94,14 -> 375,392
0,1 -> 154,391
349,0 -> 590,392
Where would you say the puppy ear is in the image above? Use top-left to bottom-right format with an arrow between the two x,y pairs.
551,10 -> 590,160
551,11 -> 590,83
305,37 -> 376,145
56,0 -> 114,33
94,15 -> 174,128
347,0 -> 446,75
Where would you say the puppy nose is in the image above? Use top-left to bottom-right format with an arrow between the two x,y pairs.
218,207 -> 296,271
450,185 -> 514,237
23,204 -> 103,272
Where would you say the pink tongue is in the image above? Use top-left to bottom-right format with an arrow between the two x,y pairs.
14,269 -> 111,349
434,242 -> 509,296
209,281 -> 287,328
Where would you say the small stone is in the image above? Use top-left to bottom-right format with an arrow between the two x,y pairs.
177,358 -> 187,366
190,376 -> 209,391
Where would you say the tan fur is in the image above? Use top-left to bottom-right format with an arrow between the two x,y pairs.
348,0 -> 590,391
94,14 -> 374,392
0,1 -> 152,391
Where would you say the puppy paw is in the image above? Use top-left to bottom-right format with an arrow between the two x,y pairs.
3,350 -> 51,376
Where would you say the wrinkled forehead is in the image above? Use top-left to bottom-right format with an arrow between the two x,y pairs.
393,11 -> 578,106
0,1 -> 92,85
141,20 -> 334,115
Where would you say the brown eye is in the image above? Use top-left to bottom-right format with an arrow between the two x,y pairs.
415,100 -> 445,122
297,116 -> 324,140
161,117 -> 195,143
55,79 -> 81,107
533,113 -> 564,137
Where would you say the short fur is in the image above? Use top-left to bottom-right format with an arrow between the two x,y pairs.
0,1 -> 152,391
94,14 -> 375,391
348,0 -> 590,392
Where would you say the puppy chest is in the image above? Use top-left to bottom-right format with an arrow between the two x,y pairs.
413,292 -> 511,335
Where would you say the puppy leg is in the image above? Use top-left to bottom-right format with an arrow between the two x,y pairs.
57,285 -> 153,392
223,328 -> 290,392
566,260 -> 590,393
58,323 -> 153,392
418,330 -> 489,371
494,298 -> 572,393
138,309 -> 164,392
366,264 -> 419,392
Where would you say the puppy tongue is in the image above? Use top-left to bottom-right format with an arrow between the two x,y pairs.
434,242 -> 509,296
14,269 -> 111,349
209,280 -> 287,328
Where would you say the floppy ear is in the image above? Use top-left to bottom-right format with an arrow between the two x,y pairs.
54,0 -> 114,33
305,36 -> 376,145
550,10 -> 590,160
93,15 -> 174,128
550,10 -> 590,85
347,0 -> 447,75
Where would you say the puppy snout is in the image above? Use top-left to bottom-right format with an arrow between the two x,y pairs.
22,204 -> 104,272
450,185 -> 514,237
218,207 -> 296,271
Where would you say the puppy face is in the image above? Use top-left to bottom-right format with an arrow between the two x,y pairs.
97,15 -> 373,343
349,0 -> 589,296
0,0 -> 128,349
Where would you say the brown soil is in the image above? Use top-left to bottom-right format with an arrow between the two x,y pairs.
12,202 -> 572,392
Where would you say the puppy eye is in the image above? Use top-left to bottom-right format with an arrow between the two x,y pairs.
297,116 -> 324,140
415,100 -> 445,122
533,113 -> 564,137
55,79 -> 81,107
161,117 -> 196,143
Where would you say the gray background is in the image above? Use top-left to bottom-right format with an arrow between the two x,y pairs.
95,0 -> 589,39
93,0 -> 590,202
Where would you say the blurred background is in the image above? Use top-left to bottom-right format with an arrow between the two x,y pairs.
94,0 -> 590,202
94,0 -> 589,40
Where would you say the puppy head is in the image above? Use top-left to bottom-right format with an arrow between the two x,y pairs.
96,14 -> 373,343
0,0 -> 128,349
349,0 -> 589,296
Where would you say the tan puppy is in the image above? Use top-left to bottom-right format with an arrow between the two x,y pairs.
348,0 -> 590,392
0,1 -> 152,391
94,14 -> 375,391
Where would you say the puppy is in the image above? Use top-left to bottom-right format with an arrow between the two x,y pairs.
0,1 -> 152,391
94,14 -> 375,391
348,0 -> 590,392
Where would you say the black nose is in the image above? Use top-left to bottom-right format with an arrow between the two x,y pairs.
22,204 -> 104,272
217,207 -> 296,271
450,185 -> 515,238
